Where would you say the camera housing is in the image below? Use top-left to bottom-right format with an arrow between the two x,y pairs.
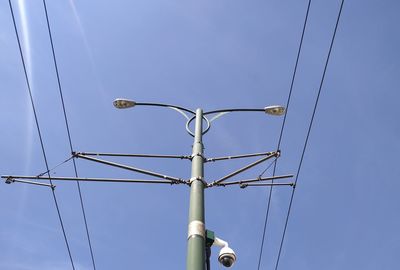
218,246 -> 236,267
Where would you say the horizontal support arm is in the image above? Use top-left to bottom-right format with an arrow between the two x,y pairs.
2,175 -> 182,185
208,151 -> 279,187
211,174 -> 294,187
206,151 -> 277,162
75,152 -> 191,160
240,183 -> 295,188
73,153 -> 186,184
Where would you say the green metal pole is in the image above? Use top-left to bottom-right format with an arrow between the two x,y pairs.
186,109 -> 206,270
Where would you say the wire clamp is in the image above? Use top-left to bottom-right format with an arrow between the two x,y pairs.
190,176 -> 202,182
5,177 -> 14,184
191,152 -> 205,160
189,176 -> 207,186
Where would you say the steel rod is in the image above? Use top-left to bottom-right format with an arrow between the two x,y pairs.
74,153 -> 185,183
211,174 -> 294,187
4,177 -> 55,188
206,151 -> 276,162
209,152 -> 278,186
240,183 -> 295,188
76,152 -> 191,160
2,175 -> 179,185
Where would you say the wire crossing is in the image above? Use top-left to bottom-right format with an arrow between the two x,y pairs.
41,0 -> 97,269
8,0 -> 76,269
274,1 -> 345,269
257,0 -> 312,269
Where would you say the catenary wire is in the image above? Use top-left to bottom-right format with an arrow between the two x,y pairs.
41,1 -> 97,269
274,1 -> 345,269
8,0 -> 76,269
257,1 -> 312,269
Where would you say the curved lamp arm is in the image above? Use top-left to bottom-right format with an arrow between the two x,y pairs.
113,99 -> 196,120
204,106 -> 285,123
204,106 -> 285,116
113,99 -> 285,136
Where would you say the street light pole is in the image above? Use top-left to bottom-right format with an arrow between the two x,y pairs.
187,109 -> 206,270
3,99 -> 295,270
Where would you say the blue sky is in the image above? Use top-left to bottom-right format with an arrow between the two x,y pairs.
1,0 -> 400,269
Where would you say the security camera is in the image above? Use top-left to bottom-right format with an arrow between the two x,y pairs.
212,236 -> 236,268
218,246 -> 236,267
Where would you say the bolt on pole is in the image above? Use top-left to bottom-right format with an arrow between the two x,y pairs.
186,108 -> 206,270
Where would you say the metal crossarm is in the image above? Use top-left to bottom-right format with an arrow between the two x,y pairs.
211,174 -> 294,187
206,151 -> 277,162
240,183 -> 295,189
76,152 -> 191,160
74,153 -> 185,183
208,151 -> 279,187
2,175 -> 183,185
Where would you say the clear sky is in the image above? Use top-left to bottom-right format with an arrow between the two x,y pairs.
1,0 -> 399,269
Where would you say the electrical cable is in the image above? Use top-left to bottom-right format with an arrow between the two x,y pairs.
41,1 -> 97,269
257,1 -> 312,269
274,1 -> 345,269
8,0 -> 76,269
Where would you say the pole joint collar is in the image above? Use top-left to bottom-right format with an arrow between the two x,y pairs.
187,220 -> 205,239
191,152 -> 205,160
189,176 -> 207,186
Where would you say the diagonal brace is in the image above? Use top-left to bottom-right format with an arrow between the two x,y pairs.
208,151 -> 279,187
3,176 -> 55,189
73,153 -> 186,184
206,151 -> 277,162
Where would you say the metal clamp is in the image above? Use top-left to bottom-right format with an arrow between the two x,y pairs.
187,220 -> 205,239
189,176 -> 207,186
5,177 -> 14,184
190,176 -> 202,183
191,152 -> 205,160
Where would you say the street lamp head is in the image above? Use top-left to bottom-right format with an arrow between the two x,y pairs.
113,98 -> 136,109
264,105 -> 285,116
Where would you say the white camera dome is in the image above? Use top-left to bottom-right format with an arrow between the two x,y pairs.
218,246 -> 236,267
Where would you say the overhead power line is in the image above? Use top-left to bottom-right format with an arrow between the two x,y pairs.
41,0 -> 97,269
257,0 -> 312,269
8,0 -> 76,269
274,1 -> 345,269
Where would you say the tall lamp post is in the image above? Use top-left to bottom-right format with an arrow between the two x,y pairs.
3,99 -> 293,270
113,99 -> 286,270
